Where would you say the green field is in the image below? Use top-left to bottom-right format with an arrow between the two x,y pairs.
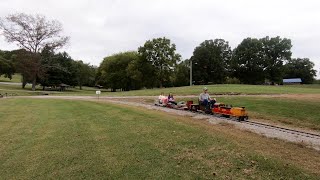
175,96 -> 320,131
1,83 -> 320,131
103,84 -> 320,96
0,73 -> 22,83
0,98 -> 319,179
1,83 -> 320,97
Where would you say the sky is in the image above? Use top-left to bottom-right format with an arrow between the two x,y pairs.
0,0 -> 319,78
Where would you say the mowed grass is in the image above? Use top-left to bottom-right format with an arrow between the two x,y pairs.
0,73 -> 22,83
1,83 -> 320,97
97,84 -> 320,96
218,96 -> 320,130
0,98 -> 319,179
0,83 -> 56,96
0,83 -> 110,96
176,96 -> 320,131
58,84 -> 320,96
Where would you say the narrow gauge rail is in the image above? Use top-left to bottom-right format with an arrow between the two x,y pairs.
242,120 -> 320,139
155,104 -> 320,140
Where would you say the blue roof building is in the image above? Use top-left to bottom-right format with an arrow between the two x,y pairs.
283,78 -> 302,83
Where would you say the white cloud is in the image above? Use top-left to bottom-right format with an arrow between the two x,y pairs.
1,0 -> 319,76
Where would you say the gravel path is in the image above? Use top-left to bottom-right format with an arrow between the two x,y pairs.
0,82 -> 22,85
15,95 -> 320,151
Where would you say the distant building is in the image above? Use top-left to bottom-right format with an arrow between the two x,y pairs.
59,83 -> 70,91
283,78 -> 302,84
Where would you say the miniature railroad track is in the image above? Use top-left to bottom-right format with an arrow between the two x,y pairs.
242,120 -> 320,139
156,104 -> 320,140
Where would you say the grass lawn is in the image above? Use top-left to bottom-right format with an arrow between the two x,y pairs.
176,96 -> 320,131
0,98 -> 319,179
1,82 -> 319,131
219,96 -> 320,130
0,73 -> 22,83
96,84 -> 320,96
54,84 -> 319,96
1,84 -> 320,97
0,83 -> 110,96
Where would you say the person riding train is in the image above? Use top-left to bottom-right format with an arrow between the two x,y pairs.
168,92 -> 177,105
158,92 -> 168,104
199,87 -> 216,110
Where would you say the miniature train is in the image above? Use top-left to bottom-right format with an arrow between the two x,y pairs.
155,99 -> 249,121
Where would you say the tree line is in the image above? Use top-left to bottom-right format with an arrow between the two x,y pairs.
97,36 -> 317,91
0,13 -> 96,90
0,48 -> 96,90
0,13 -> 318,92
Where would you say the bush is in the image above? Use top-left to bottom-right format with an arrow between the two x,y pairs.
225,77 -> 241,84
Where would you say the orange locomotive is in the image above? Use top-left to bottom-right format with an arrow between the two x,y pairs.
186,101 -> 248,121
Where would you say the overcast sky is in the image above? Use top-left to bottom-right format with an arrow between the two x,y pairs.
0,0 -> 319,77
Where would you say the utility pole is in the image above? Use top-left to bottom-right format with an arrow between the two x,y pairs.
190,59 -> 192,86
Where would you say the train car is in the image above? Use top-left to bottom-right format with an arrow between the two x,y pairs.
155,99 -> 248,121
186,100 -> 248,121
213,103 -> 248,121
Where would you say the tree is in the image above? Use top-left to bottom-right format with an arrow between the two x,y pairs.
38,51 -> 77,89
0,50 -> 15,79
284,58 -> 317,84
231,38 -> 266,84
173,60 -> 190,87
73,60 -> 96,89
191,39 -> 232,84
98,52 -> 141,91
15,50 -> 43,88
0,13 -> 69,90
138,37 -> 181,88
126,53 -> 157,89
0,57 -> 15,79
261,36 -> 292,83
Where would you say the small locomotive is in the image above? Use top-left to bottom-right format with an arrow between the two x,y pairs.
186,101 -> 248,121
155,98 -> 248,121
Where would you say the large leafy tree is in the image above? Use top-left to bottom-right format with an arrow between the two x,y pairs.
138,37 -> 181,88
284,58 -> 317,84
126,56 -> 154,89
191,39 -> 232,84
261,36 -> 292,83
37,49 -> 77,89
0,57 -> 15,79
15,49 -> 43,88
73,60 -> 96,89
0,50 -> 15,79
37,49 -> 95,90
98,51 -> 141,91
231,38 -> 266,84
0,13 -> 69,90
173,59 -> 190,87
